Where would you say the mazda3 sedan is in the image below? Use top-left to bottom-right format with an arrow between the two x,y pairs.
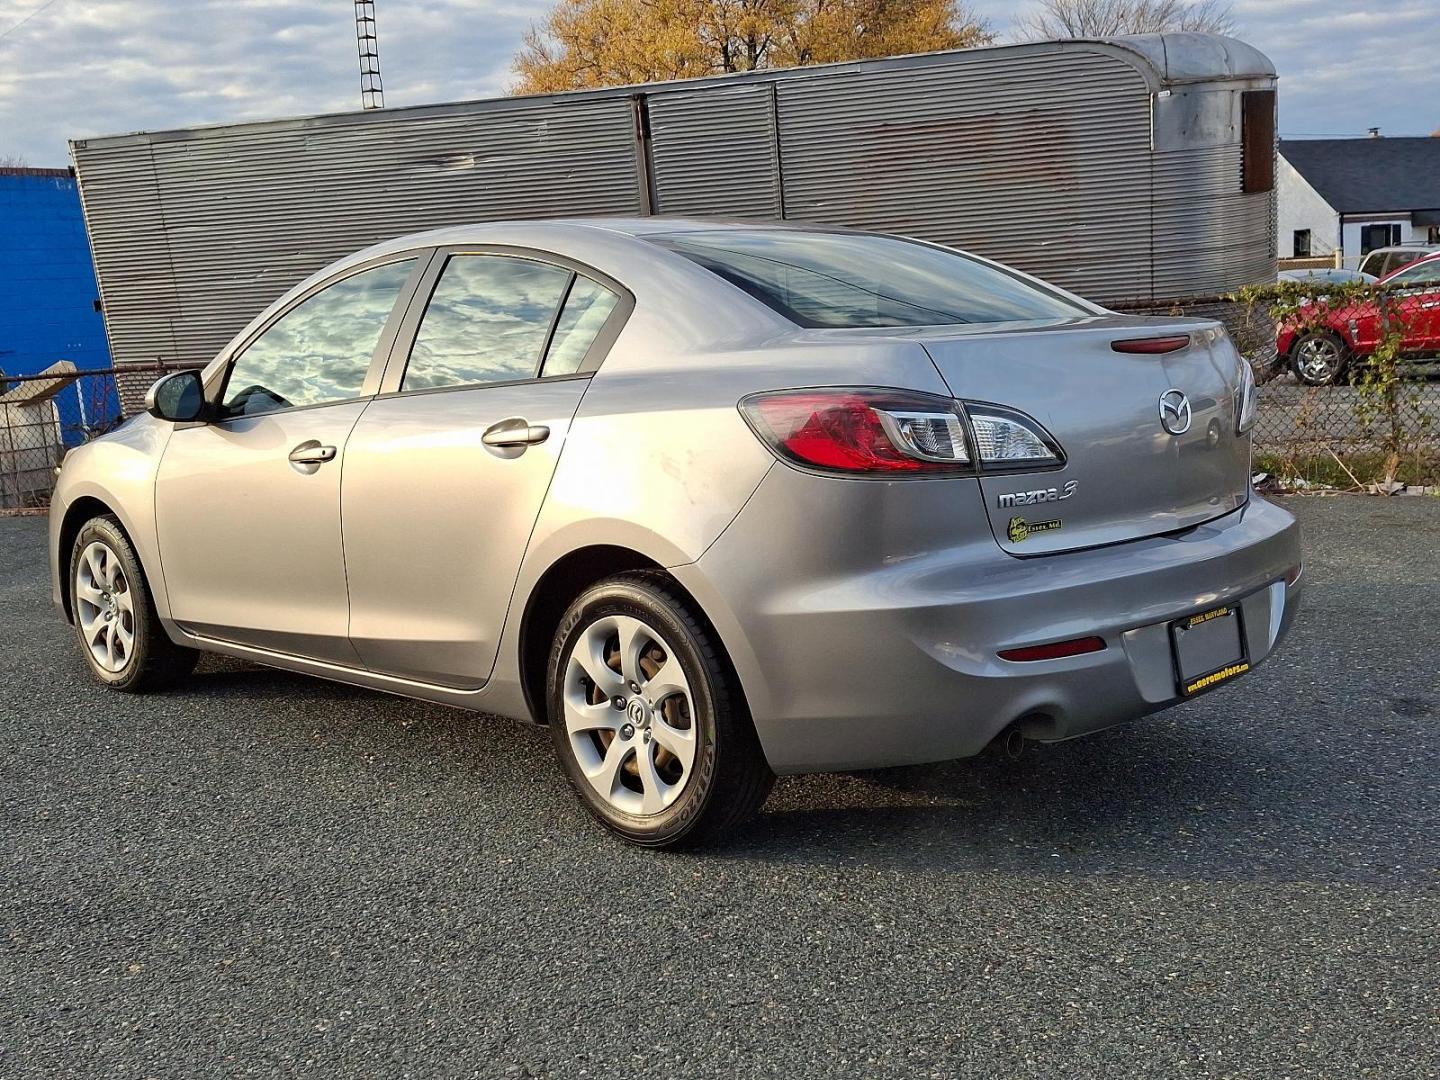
50,220 -> 1302,847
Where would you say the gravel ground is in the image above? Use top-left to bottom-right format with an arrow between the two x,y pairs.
1,497 -> 1436,1079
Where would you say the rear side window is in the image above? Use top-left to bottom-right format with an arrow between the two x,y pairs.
403,256 -> 573,390
222,259 -> 414,417
402,255 -> 622,390
542,277 -> 620,377
646,229 -> 1087,329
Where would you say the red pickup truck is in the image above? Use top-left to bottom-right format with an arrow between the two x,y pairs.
1279,254 -> 1440,385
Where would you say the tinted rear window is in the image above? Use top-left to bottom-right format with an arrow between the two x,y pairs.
646,229 -> 1087,328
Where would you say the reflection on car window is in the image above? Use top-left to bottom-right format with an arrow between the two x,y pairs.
646,229 -> 1087,328
542,277 -> 620,377
1389,260 -> 1440,287
223,260 -> 414,417
402,256 -> 573,390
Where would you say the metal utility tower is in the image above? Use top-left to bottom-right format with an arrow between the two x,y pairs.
354,1 -> 384,110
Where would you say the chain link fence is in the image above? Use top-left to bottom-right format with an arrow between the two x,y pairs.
5,294 -> 1438,513
1110,287 -> 1440,491
0,362 -> 200,512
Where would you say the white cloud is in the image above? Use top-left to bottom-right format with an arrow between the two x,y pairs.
0,0 -> 1435,165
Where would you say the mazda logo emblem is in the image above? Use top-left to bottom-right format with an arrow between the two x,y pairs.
1158,389 -> 1192,436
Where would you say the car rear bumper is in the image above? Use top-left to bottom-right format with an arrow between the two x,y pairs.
678,471 -> 1302,774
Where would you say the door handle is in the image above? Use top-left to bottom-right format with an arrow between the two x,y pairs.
288,443 -> 337,465
481,418 -> 551,449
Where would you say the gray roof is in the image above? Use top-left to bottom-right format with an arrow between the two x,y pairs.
1280,138 -> 1440,214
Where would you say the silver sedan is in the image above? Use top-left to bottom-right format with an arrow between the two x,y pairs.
49,220 -> 1302,847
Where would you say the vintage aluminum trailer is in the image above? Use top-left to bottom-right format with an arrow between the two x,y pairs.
70,32 -> 1277,371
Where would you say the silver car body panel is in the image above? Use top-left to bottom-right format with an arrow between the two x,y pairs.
49,219 -> 1301,775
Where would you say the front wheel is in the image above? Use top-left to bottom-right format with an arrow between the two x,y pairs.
547,572 -> 774,848
69,515 -> 198,691
1290,330 -> 1349,386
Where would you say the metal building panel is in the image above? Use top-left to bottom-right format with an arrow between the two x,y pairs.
70,141 -> 182,365
775,52 -> 1156,301
79,99 -> 642,365
1151,144 -> 1277,296
648,86 -> 781,217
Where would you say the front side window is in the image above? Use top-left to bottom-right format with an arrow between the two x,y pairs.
222,259 -> 414,417
646,229 -> 1087,329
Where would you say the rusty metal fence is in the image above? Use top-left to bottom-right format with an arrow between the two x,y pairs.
4,302 -> 1439,513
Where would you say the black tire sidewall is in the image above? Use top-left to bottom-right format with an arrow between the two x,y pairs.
547,579 -> 723,847
69,517 -> 156,691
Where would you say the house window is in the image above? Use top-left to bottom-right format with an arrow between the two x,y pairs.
1293,230 -> 1312,257
1360,224 -> 1402,254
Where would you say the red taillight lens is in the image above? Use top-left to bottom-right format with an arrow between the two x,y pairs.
1111,335 -> 1191,354
998,637 -> 1106,662
740,389 -> 971,475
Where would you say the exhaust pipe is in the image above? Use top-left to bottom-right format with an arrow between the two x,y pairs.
1001,725 -> 1027,761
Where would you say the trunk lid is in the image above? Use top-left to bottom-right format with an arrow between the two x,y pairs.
914,315 -> 1249,556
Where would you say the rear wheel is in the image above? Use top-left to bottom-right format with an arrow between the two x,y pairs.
547,572 -> 773,848
69,515 -> 197,691
1290,330 -> 1349,386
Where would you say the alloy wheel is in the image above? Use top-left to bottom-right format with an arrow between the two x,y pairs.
562,614 -> 698,816
1295,337 -> 1341,383
75,540 -> 134,673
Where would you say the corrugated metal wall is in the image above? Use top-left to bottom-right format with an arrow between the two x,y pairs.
648,86 -> 782,217
75,99 -> 641,366
73,45 -> 1277,367
775,52 -> 1156,301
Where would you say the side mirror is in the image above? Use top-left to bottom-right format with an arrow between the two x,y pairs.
145,370 -> 207,423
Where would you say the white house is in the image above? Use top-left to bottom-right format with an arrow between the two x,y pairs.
1276,137 -> 1440,266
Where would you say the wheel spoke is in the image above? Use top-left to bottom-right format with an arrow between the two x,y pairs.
114,585 -> 134,615
103,623 -> 117,669
634,742 -> 668,814
84,545 -> 105,586
115,620 -> 135,658
589,736 -> 630,798
573,622 -> 624,699
563,693 -> 619,736
642,657 -> 687,706
614,616 -> 648,686
76,580 -> 105,607
651,717 -> 696,773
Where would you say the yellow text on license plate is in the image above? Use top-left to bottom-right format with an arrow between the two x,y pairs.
1183,660 -> 1250,695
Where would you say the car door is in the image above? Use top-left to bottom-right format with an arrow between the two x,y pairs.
154,256 -> 422,662
341,249 -> 629,688
1382,260 -> 1440,351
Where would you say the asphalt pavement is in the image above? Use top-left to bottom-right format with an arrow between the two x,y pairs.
1,497 -> 1436,1079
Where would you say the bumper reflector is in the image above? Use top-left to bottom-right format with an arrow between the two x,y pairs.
998,636 -> 1106,662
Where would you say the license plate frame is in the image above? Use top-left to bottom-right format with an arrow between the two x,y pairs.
1170,603 -> 1250,697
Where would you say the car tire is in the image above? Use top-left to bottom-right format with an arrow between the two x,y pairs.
69,515 -> 198,692
546,571 -> 774,848
1289,330 -> 1349,386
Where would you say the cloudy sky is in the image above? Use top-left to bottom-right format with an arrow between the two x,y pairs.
0,0 -> 1436,166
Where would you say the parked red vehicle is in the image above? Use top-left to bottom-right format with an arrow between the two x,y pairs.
1278,253 -> 1440,385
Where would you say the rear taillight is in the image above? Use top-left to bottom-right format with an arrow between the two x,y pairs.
740,389 -> 969,475
739,389 -> 1063,476
1111,334 -> 1191,354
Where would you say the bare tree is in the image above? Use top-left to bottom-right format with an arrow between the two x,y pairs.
0,153 -> 28,169
1014,0 -> 1234,39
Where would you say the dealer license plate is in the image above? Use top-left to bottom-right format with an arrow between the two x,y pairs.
1171,605 -> 1249,697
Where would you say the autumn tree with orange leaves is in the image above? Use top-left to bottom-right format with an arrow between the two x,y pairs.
512,0 -> 994,94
